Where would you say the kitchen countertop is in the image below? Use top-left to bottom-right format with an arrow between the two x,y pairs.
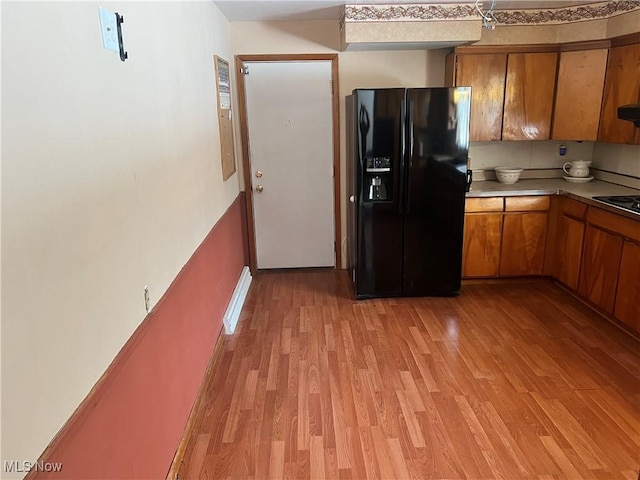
467,178 -> 640,219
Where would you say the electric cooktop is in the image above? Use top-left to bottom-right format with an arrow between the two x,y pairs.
592,195 -> 640,215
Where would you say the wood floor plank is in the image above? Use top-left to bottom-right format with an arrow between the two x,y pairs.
539,435 -> 585,480
384,436 -> 412,480
310,436 -> 325,480
578,388 -> 640,440
358,427 -> 382,480
269,440 -> 285,480
179,272 -> 640,480
478,400 -> 548,477
369,426 -> 399,479
221,359 -> 250,443
297,360 -> 310,451
323,447 -> 339,480
328,354 -> 353,470
395,389 -> 426,448
530,393 -> 608,470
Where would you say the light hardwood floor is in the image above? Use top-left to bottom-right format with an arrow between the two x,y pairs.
179,270 -> 640,480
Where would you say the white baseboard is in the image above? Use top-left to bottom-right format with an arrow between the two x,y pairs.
223,266 -> 252,334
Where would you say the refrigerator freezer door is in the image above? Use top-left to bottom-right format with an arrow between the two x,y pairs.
403,87 -> 471,296
353,88 -> 405,298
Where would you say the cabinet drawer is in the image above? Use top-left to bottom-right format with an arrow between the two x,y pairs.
505,195 -> 550,212
559,197 -> 587,220
586,207 -> 640,243
465,197 -> 503,213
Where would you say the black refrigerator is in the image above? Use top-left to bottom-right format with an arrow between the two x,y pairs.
347,88 -> 472,299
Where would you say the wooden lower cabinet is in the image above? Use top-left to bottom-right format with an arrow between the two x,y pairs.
553,214 -> 585,290
462,195 -> 549,277
462,213 -> 503,277
462,194 -> 640,335
578,225 -> 623,314
549,202 -> 640,335
614,241 -> 640,332
500,213 -> 548,275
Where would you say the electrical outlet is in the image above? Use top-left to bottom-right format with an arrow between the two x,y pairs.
99,7 -> 119,53
558,144 -> 567,156
144,286 -> 150,313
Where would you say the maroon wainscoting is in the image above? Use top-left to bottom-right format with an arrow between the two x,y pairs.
31,193 -> 249,480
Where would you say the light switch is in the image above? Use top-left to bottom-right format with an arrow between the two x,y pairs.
99,7 -> 118,53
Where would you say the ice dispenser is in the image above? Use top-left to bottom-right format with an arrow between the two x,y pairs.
364,156 -> 392,201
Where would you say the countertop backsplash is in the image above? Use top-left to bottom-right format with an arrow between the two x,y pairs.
468,140 -> 640,189
591,143 -> 640,179
468,140 -> 595,171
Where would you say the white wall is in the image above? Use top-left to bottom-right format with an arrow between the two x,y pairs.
1,1 -> 238,470
230,20 -> 448,267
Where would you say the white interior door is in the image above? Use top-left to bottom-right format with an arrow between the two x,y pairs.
244,61 -> 335,269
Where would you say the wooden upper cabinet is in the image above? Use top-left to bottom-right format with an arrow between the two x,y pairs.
598,42 -> 640,144
552,49 -> 608,141
455,53 -> 507,142
503,52 -> 558,141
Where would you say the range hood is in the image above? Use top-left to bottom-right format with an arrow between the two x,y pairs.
617,104 -> 640,127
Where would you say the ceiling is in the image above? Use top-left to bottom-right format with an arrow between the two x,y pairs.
213,0 -> 605,22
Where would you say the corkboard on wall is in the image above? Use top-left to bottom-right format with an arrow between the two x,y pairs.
214,55 -> 236,181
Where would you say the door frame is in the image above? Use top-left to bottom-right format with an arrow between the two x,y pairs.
235,54 -> 341,272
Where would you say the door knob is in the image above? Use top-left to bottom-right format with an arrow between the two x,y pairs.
255,185 -> 264,193
255,171 -> 263,178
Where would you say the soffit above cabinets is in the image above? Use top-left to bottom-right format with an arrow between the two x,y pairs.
340,1 -> 640,50
342,4 -> 482,50
214,1 -> 640,51
215,1 -> 608,22
213,0 -> 638,22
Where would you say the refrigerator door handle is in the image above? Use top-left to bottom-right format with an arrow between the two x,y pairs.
399,106 -> 405,214
405,105 -> 414,214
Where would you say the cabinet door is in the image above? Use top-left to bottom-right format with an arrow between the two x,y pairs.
553,214 -> 585,290
462,213 -> 502,277
578,225 -> 623,313
614,241 -> 640,332
503,52 -> 558,141
552,49 -> 608,141
598,43 -> 640,144
456,54 -> 507,142
500,212 -> 548,276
